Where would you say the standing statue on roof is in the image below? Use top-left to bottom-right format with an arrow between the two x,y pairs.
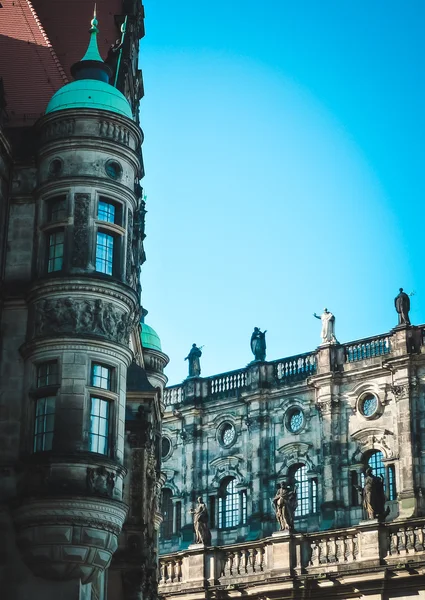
357,468 -> 390,522
189,497 -> 211,545
251,327 -> 267,361
272,482 -> 298,531
394,288 -> 411,326
313,308 -> 337,344
185,344 -> 202,377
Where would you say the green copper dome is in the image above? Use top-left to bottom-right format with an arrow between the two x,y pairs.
45,80 -> 132,118
141,323 -> 162,352
45,10 -> 132,119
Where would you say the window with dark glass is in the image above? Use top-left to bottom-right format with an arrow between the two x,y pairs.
350,470 -> 360,506
209,495 -> 216,529
91,363 -> 112,390
218,477 -> 247,528
361,451 -> 397,502
95,232 -> 114,275
175,501 -> 182,534
89,397 -> 110,455
34,397 -> 55,452
36,361 -> 58,388
161,488 -> 173,540
289,464 -> 318,517
47,196 -> 66,222
47,230 -> 64,272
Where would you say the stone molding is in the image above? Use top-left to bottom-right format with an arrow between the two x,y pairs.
351,427 -> 395,461
210,456 -> 246,488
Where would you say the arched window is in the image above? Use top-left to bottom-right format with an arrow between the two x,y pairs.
218,477 -> 247,528
361,450 -> 397,502
160,488 -> 173,540
289,464 -> 318,517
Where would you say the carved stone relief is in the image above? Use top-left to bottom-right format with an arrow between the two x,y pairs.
72,193 -> 91,268
34,297 -> 139,344
41,119 -> 75,142
86,466 -> 115,498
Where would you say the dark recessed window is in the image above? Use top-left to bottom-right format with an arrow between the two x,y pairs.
47,230 -> 64,272
47,196 -> 66,222
89,397 -> 110,455
34,397 -> 55,452
105,160 -> 122,180
37,361 -> 58,388
161,436 -> 171,459
95,232 -> 114,275
91,363 -> 112,391
48,158 -> 63,177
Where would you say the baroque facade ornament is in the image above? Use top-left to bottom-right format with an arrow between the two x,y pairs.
34,297 -> 138,344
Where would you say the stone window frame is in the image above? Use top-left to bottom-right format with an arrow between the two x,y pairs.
216,421 -> 237,449
94,192 -> 127,279
279,398 -> 311,435
356,391 -> 384,421
87,358 -> 119,458
28,358 -> 61,454
90,361 -> 115,393
33,396 -> 56,453
217,476 -> 247,529
285,406 -> 306,435
37,189 -> 70,276
161,434 -> 173,461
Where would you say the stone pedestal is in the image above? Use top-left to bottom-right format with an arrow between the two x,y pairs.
269,531 -> 291,575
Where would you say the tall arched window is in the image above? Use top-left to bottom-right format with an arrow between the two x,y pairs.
289,464 -> 318,517
218,477 -> 247,528
160,488 -> 173,540
361,450 -> 397,501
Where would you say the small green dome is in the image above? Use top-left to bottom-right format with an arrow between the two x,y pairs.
45,79 -> 132,118
141,323 -> 162,352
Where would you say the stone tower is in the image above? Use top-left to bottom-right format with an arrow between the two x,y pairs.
0,12 -> 151,600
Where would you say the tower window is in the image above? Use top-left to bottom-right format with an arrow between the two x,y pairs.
37,361 -> 58,388
95,232 -> 114,275
218,477 -> 247,528
47,230 -> 64,272
91,363 -> 113,391
89,397 -> 110,455
47,196 -> 66,222
34,397 -> 55,452
98,200 -> 116,224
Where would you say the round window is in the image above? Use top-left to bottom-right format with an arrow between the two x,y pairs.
161,437 -> 171,460
48,158 -> 63,177
287,408 -> 304,433
105,160 -> 122,180
360,394 -> 378,418
220,423 -> 236,447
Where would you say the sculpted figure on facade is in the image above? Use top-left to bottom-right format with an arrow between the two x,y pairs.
313,308 -> 337,344
395,288 -> 411,326
359,468 -> 390,521
273,482 -> 297,531
185,343 -> 202,377
251,327 -> 267,361
189,497 -> 211,545
34,297 -> 136,344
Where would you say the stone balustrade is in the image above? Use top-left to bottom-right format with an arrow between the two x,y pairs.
274,352 -> 317,381
159,519 -> 425,597
344,334 -> 391,363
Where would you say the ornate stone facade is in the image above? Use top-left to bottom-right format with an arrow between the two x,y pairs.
159,324 -> 425,599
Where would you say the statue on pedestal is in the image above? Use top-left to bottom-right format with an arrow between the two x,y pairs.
359,468 -> 390,522
394,288 -> 411,326
189,497 -> 211,545
272,482 -> 297,531
313,308 -> 337,344
185,344 -> 202,377
250,327 -> 267,361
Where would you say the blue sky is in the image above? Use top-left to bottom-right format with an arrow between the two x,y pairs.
139,1 -> 425,385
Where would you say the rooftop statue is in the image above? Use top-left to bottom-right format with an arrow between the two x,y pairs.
185,343 -> 202,378
189,497 -> 211,545
251,327 -> 267,362
272,482 -> 297,532
394,288 -> 411,326
313,308 -> 337,344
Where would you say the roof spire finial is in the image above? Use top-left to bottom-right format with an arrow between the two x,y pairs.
70,5 -> 112,82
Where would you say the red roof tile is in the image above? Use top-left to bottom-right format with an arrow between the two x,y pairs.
0,0 -> 68,124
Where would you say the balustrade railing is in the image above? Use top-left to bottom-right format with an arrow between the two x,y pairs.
344,335 -> 391,362
210,369 -> 247,395
160,557 -> 183,584
274,352 -> 316,382
220,544 -> 265,577
308,532 -> 358,567
163,385 -> 183,407
387,523 -> 425,556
